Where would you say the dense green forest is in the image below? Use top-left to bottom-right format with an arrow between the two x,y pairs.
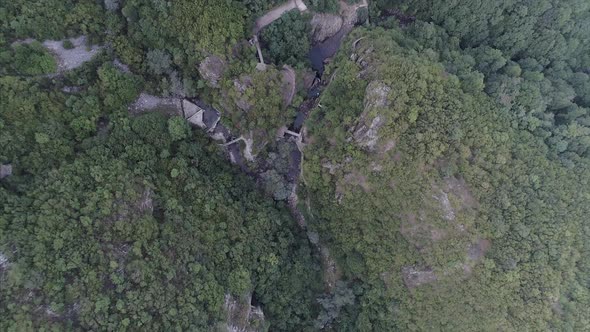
375,0 -> 590,161
1,0 -> 589,331
0,68 -> 321,330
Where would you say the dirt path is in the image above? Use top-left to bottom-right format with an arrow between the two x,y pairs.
254,0 -> 308,33
252,35 -> 265,64
281,65 -> 296,105
128,93 -> 182,115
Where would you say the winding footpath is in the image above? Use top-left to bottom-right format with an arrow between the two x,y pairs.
254,0 -> 308,33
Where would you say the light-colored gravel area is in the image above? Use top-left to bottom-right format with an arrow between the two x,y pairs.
42,36 -> 102,72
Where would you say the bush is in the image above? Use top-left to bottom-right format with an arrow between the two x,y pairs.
167,116 -> 190,141
12,42 -> 57,75
306,0 -> 339,13
62,39 -> 74,49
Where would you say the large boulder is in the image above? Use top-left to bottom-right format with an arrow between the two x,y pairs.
310,13 -> 343,43
233,76 -> 254,111
198,55 -> 226,87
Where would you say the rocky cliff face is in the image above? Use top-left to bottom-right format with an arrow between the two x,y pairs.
310,13 -> 343,43
304,29 -> 494,297
352,81 -> 392,150
221,293 -> 266,332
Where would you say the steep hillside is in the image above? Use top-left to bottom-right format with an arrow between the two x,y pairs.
301,27 -> 590,330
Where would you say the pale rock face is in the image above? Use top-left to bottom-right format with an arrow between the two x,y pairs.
352,81 -> 391,150
233,77 -> 253,111
61,86 -> 82,93
353,115 -> 385,150
242,134 -> 255,162
0,252 -> 9,269
211,132 -> 227,142
432,189 -> 456,221
310,13 -> 343,43
198,56 -> 225,87
42,36 -> 102,72
402,266 -> 437,288
128,93 -> 181,114
223,293 -> 265,332
364,80 -> 391,110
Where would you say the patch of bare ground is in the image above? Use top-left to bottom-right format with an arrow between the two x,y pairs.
43,36 -> 102,72
344,171 -> 371,192
380,139 -> 396,155
321,246 -> 342,292
401,266 -> 437,289
397,176 -> 490,288
128,93 -> 182,116
401,176 -> 479,249
400,212 -> 448,251
461,238 -> 492,275
467,238 -> 491,262
444,176 -> 478,210
334,169 -> 371,202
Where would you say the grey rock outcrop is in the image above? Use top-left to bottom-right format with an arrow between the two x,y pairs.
352,81 -> 391,150
233,76 -> 254,111
402,266 -> 437,289
43,36 -> 102,72
310,13 -> 343,43
198,56 -> 225,87
129,93 -> 181,115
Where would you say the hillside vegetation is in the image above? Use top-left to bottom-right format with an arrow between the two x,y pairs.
302,27 -> 590,330
1,0 -> 589,331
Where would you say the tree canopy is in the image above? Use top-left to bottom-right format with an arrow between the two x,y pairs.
1,0 -> 590,330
